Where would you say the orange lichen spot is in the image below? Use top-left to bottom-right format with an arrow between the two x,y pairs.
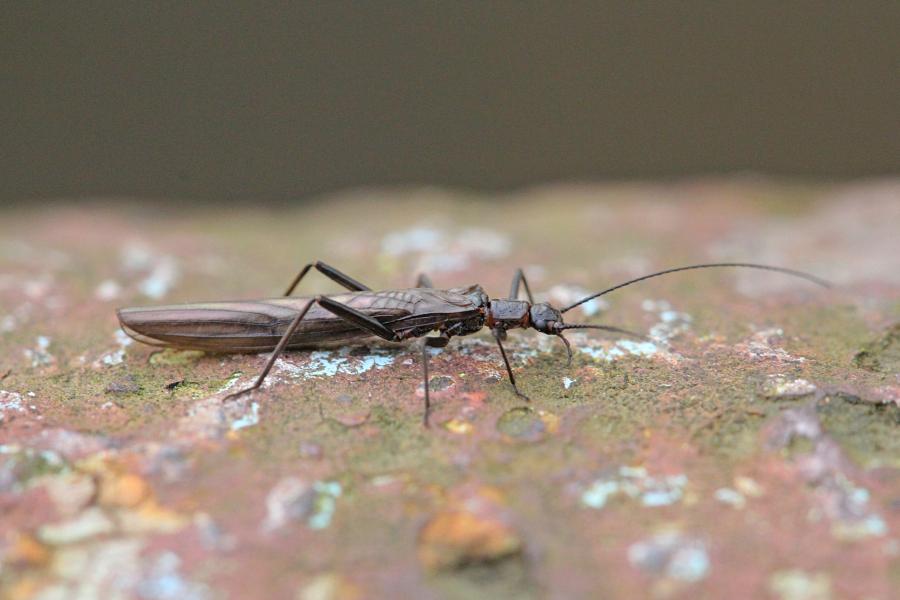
4,576 -> 45,600
98,472 -> 150,508
5,532 -> 52,567
538,410 -> 559,434
418,510 -> 522,571
444,419 -> 473,434
299,573 -> 362,600
417,484 -> 521,571
118,498 -> 187,534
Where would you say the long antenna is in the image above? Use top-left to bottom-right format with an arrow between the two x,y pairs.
560,262 -> 831,314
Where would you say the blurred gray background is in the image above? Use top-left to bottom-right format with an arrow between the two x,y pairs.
3,2 -> 898,203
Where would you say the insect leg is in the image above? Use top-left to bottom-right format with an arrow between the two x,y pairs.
421,335 -> 450,427
284,261 -> 371,296
508,268 -> 535,303
415,273 -> 434,288
422,340 -> 430,426
492,328 -> 529,401
225,295 -> 400,402
233,294 -> 442,425
224,297 -> 317,401
315,296 -> 400,341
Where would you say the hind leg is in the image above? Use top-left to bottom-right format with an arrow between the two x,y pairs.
284,261 -> 371,296
224,295 -> 400,401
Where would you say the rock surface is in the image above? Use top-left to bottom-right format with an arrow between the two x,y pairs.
1,181 -> 899,599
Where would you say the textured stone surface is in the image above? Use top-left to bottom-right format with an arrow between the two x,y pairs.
1,180 -> 899,599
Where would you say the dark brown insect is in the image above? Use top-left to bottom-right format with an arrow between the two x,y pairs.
118,261 -> 830,425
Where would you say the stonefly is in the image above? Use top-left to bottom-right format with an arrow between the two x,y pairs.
117,261 -> 829,426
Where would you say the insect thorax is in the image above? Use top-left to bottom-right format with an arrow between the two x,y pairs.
485,299 -> 531,331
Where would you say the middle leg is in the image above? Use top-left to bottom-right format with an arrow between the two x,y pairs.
415,273 -> 434,288
492,328 -> 530,401
508,268 -> 535,303
420,334 -> 450,427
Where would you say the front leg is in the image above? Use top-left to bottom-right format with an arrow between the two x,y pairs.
420,334 -> 450,427
492,328 -> 530,401
508,268 -> 535,303
415,273 -> 434,288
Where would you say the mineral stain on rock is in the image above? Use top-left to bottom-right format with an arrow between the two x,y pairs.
426,375 -> 455,392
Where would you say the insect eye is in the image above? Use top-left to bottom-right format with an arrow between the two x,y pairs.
534,319 -> 546,331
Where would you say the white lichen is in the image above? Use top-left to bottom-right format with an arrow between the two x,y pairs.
271,349 -> 394,383
714,487 -> 746,509
628,532 -> 710,583
545,284 -> 610,317
261,477 -> 313,533
137,551 -> 211,600
581,466 -> 688,509
121,242 -> 180,299
380,225 -> 510,273
0,390 -> 25,413
94,279 -> 122,301
229,401 -> 259,431
643,299 -> 692,343
741,328 -> 807,363
216,371 -> 243,393
97,329 -> 134,367
768,569 -> 832,600
764,375 -> 817,399
578,339 -> 664,362
308,481 -> 342,530
261,478 -> 342,533
139,256 -> 179,299
24,335 -> 55,367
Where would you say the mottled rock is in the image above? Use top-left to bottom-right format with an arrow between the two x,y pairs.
298,441 -> 323,460
1,184 -> 898,599
105,375 -> 140,395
